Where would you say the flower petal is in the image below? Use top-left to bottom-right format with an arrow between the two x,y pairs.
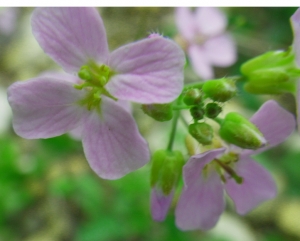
188,44 -> 213,80
106,36 -> 185,104
175,148 -> 226,231
151,187 -> 174,222
32,7 -> 109,74
82,97 -> 150,179
224,156 -> 276,215
203,34 -> 236,67
195,7 -> 227,37
7,75 -> 86,139
175,7 -> 196,41
243,100 -> 296,156
291,8 -> 300,66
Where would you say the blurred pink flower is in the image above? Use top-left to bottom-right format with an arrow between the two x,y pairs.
175,100 -> 295,230
175,7 -> 237,80
0,7 -> 18,36
7,7 -> 185,179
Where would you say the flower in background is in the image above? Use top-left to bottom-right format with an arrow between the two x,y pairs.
175,100 -> 295,230
0,7 -> 18,36
7,7 -> 185,179
175,7 -> 237,80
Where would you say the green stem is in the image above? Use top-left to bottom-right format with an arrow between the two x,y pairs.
172,105 -> 190,110
166,110 -> 180,151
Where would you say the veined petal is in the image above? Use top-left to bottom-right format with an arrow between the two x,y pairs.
175,7 -> 196,41
188,44 -> 213,80
195,7 -> 227,37
151,187 -> 174,222
175,148 -> 226,231
107,36 -> 185,104
243,100 -> 296,156
291,8 -> 300,66
224,156 -> 276,215
203,34 -> 236,67
32,7 -> 109,74
7,75 -> 86,139
82,97 -> 150,179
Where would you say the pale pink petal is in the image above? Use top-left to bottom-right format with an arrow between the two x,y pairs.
243,100 -> 296,156
175,148 -> 226,230
195,7 -> 227,37
188,44 -> 213,80
175,7 -> 196,41
69,125 -> 83,140
151,187 -> 174,222
224,156 -> 276,215
106,36 -> 185,104
32,7 -> 109,74
82,97 -> 150,179
7,76 -> 86,139
203,34 -> 236,67
291,8 -> 300,66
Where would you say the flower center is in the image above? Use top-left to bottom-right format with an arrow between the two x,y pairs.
74,62 -> 117,112
202,152 -> 244,184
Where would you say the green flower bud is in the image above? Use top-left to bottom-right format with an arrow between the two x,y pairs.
205,103 -> 222,118
202,78 -> 237,102
219,112 -> 266,149
150,150 -> 185,195
190,106 -> 205,120
142,103 -> 173,122
241,48 -> 299,95
183,89 -> 202,106
188,122 -> 213,145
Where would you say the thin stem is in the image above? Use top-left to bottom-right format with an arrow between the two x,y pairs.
166,110 -> 180,151
172,105 -> 190,110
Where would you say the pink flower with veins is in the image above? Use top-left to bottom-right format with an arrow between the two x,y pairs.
175,7 -> 237,80
175,100 -> 295,230
7,7 -> 185,179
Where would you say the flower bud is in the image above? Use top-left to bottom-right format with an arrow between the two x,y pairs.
205,103 -> 222,118
241,48 -> 299,94
150,150 -> 184,195
219,112 -> 267,149
142,103 -> 173,122
190,106 -> 205,120
202,78 -> 237,102
183,89 -> 202,106
188,122 -> 213,145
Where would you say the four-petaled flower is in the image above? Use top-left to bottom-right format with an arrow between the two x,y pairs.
175,100 -> 295,230
7,7 -> 185,179
175,7 -> 236,80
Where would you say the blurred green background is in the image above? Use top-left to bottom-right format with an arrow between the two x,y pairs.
1,7 -> 300,241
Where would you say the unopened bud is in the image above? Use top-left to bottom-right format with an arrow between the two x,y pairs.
142,103 -> 173,122
202,78 -> 237,102
190,106 -> 205,120
205,103 -> 222,118
219,112 -> 267,149
188,122 -> 213,145
150,150 -> 184,195
183,89 -> 202,106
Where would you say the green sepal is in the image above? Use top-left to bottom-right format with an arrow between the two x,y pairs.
188,122 -> 214,145
142,103 -> 173,122
150,150 -> 184,195
202,78 -> 237,102
219,112 -> 266,149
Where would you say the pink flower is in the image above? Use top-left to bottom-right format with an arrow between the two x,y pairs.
175,100 -> 295,230
175,7 -> 236,80
7,8 -> 185,179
